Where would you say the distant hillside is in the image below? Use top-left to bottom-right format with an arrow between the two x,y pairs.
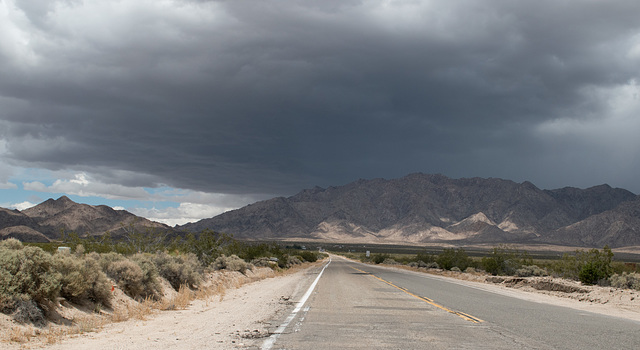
179,173 -> 640,248
1,196 -> 171,242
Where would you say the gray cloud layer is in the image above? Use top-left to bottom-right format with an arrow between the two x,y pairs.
2,0 -> 640,195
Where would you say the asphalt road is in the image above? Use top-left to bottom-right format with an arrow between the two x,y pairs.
259,257 -> 640,350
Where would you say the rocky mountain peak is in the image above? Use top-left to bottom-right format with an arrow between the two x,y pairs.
178,174 -> 640,247
2,197 -> 172,242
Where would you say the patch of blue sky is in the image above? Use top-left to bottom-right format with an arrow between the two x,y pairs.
1,185 -> 180,211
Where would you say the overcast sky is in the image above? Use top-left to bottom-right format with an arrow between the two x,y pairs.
1,0 -> 639,225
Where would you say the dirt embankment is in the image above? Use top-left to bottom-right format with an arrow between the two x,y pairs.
0,265 -> 315,349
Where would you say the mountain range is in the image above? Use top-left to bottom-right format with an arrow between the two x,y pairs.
0,196 -> 170,242
2,174 -> 640,248
179,173 -> 640,248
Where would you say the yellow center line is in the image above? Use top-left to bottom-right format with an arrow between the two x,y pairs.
351,266 -> 484,324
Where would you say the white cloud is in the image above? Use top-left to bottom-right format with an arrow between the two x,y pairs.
0,182 -> 17,189
0,0 -> 40,67
129,202 -> 237,227
9,201 -> 36,210
23,172 -> 151,200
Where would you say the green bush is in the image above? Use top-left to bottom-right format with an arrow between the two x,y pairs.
436,248 -> 472,271
549,247 -> 613,284
372,253 -> 390,264
182,230 -> 235,266
579,247 -> 614,285
481,246 -> 532,276
299,251 -> 319,263
415,252 -> 436,265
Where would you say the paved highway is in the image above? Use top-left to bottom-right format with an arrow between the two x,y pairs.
259,256 -> 640,349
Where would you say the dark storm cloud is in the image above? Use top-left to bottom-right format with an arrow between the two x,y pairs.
1,0 -> 639,195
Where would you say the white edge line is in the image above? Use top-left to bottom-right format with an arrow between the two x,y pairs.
261,258 -> 332,350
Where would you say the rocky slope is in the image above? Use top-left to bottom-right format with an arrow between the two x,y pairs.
1,196 -> 171,241
179,173 -> 640,247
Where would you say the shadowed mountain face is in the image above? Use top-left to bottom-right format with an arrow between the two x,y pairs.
1,196 -> 171,241
179,173 -> 639,247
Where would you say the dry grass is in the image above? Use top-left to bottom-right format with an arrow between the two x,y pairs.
157,285 -> 194,310
8,326 -> 36,343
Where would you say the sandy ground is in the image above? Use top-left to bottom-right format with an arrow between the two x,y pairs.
2,259 -> 639,349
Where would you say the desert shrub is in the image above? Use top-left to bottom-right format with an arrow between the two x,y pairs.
212,254 -> 249,274
481,246 -> 532,276
451,267 -> 462,272
94,252 -> 126,271
287,256 -> 302,266
182,230 -> 235,266
11,299 -> 46,327
382,258 -> 399,265
465,267 -> 477,274
408,261 -> 428,268
609,272 -> 640,290
104,259 -> 146,299
0,245 -> 61,307
130,254 -> 162,298
426,262 -> 440,269
299,251 -> 319,263
153,252 -> 202,290
52,253 -> 89,302
250,257 -> 277,268
74,244 -> 85,256
81,258 -> 113,306
437,248 -> 472,271
0,238 -> 24,250
515,265 -> 548,277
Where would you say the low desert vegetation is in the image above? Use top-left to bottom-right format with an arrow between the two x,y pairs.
0,231 -> 326,334
349,244 -> 639,290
